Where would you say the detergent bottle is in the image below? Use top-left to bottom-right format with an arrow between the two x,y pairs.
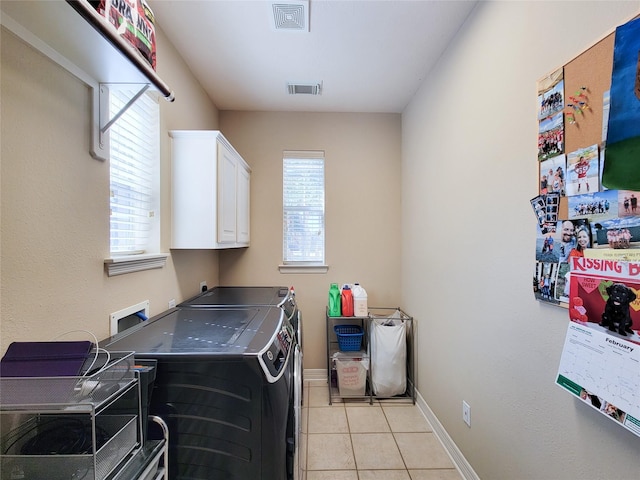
328,283 -> 341,317
353,283 -> 368,317
341,284 -> 354,317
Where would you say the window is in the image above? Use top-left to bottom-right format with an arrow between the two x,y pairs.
105,86 -> 167,275
282,151 -> 326,271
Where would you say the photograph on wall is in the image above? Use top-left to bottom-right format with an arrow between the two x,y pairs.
531,193 -> 561,229
536,222 -> 559,263
540,154 -> 566,195
592,217 -> 640,248
567,189 -> 616,221
617,190 -> 640,217
538,111 -> 565,160
531,195 -> 547,227
565,144 -> 599,196
558,219 -> 590,263
535,219 -> 590,264
533,261 -> 560,305
569,220 -> 592,259
538,78 -> 565,120
545,194 -> 560,224
602,16 -> 640,191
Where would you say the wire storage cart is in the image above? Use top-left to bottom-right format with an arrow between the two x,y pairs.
0,351 -> 154,480
326,307 -> 415,405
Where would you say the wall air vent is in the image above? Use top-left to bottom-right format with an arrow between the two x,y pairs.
271,1 -> 309,32
287,82 -> 322,95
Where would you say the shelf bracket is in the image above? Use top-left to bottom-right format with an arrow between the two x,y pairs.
101,83 -> 149,134
91,83 -> 150,161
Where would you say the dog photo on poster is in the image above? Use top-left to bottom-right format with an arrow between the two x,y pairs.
568,257 -> 640,345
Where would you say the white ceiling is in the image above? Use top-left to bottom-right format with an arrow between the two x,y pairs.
152,0 -> 478,113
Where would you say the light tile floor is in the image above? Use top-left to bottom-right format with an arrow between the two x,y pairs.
301,381 -> 463,480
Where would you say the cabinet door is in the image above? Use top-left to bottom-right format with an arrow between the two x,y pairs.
236,162 -> 250,245
217,142 -> 238,244
170,133 -> 217,249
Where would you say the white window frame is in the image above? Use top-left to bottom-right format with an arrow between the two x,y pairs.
103,85 -> 168,276
280,150 -> 328,274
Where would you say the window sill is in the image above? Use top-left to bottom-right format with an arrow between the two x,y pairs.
105,253 -> 170,276
278,264 -> 329,274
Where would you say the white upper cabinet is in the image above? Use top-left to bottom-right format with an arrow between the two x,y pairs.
169,131 -> 251,249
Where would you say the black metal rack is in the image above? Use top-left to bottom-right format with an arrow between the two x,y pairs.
326,307 -> 415,405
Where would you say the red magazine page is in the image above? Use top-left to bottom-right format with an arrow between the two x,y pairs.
569,257 -> 640,345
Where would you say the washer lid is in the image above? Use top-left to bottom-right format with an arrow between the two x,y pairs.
102,307 -> 283,356
179,286 -> 290,308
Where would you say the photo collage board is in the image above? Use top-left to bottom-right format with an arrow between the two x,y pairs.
532,15 -> 640,307
535,14 -> 640,439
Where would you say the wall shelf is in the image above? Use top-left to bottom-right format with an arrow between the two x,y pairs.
1,0 -> 175,160
0,0 -> 174,100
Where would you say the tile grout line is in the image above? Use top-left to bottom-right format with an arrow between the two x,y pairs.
381,403 -> 411,477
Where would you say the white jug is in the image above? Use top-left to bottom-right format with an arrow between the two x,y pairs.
352,283 -> 368,317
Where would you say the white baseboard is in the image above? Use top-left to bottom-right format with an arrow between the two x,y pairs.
303,368 -> 328,382
414,389 -> 480,480
302,368 -> 479,480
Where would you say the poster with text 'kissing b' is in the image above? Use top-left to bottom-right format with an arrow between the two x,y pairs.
568,257 -> 640,345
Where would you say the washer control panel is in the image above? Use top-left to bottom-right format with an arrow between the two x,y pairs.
260,318 -> 294,382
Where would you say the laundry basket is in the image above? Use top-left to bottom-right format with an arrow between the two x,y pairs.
333,351 -> 369,397
334,325 -> 363,351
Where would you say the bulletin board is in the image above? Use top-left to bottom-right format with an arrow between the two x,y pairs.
563,34 -> 614,155
533,13 -> 640,439
533,13 -> 640,308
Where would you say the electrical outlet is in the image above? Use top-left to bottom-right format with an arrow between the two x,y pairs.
168,299 -> 176,308
200,281 -> 207,293
462,401 -> 471,427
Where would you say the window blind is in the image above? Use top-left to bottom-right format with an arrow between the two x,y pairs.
283,152 -> 325,263
109,89 -> 159,255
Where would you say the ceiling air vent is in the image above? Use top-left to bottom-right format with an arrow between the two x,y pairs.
271,1 -> 309,32
287,82 -> 322,95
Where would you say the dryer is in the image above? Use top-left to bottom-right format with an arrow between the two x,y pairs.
178,286 -> 303,479
101,306 -> 294,480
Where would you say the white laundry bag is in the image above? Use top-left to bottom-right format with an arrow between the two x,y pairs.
370,312 -> 406,397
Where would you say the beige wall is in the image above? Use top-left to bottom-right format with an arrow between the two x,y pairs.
0,22 -> 402,371
402,1 -> 640,479
4,2 -> 640,478
219,111 -> 402,370
0,24 -> 220,353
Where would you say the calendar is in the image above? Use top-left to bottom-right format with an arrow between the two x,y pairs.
557,322 -> 640,438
